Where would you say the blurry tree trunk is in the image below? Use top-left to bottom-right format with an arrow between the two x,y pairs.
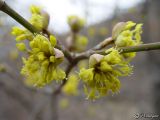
28,93 -> 58,120
38,94 -> 58,120
145,0 -> 160,114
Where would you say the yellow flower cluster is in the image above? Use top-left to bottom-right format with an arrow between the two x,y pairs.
62,74 -> 79,95
79,48 -> 132,99
11,5 -> 65,87
29,5 -> 49,30
21,34 -> 65,87
113,21 -> 143,59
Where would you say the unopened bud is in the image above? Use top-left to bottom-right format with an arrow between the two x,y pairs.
68,15 -> 85,33
54,48 -> 64,59
40,10 -> 50,29
89,54 -> 104,67
112,22 -> 126,40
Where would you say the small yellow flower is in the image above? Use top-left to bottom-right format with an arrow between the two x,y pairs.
11,27 -> 33,41
11,26 -> 25,36
62,74 -> 79,95
50,35 -> 57,47
16,43 -> 26,51
29,5 -> 50,30
30,5 -> 41,14
29,14 -> 44,30
79,68 -> 94,82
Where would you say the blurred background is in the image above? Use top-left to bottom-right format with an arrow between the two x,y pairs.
0,0 -> 160,120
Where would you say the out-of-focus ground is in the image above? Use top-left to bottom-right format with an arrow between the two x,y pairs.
0,0 -> 160,120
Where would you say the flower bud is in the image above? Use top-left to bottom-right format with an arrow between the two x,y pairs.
16,34 -> 27,42
89,54 -> 104,68
30,14 -> 44,30
50,35 -> 57,47
112,22 -> 126,40
49,56 -> 55,62
11,27 -> 25,36
16,43 -> 26,51
54,48 -> 64,59
30,5 -> 41,14
68,15 -> 85,33
40,10 -> 50,29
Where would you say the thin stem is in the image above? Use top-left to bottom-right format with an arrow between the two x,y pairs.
0,0 -> 39,33
75,42 -> 160,61
119,42 -> 160,53
93,37 -> 114,50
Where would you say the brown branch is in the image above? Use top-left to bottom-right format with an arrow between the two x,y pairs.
75,42 -> 160,61
72,37 -> 113,61
92,37 -> 114,50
